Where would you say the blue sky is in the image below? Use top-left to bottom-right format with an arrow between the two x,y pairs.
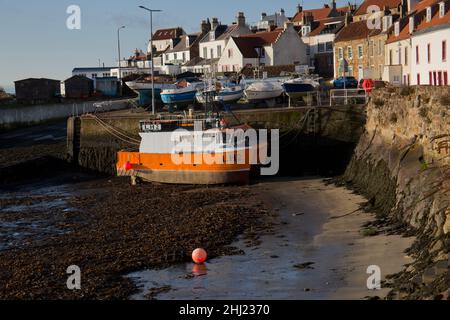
0,0 -> 358,93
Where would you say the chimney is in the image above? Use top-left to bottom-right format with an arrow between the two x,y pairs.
324,4 -> 330,9
331,0 -> 337,11
261,12 -> 267,19
237,12 -> 246,26
297,4 -> 303,13
345,11 -> 353,26
211,17 -> 219,30
201,19 -> 211,34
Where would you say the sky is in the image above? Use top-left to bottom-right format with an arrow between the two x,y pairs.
0,0 -> 360,93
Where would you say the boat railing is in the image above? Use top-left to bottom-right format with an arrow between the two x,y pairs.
329,89 -> 369,106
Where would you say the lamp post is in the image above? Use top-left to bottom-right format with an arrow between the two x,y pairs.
139,5 -> 162,115
117,25 -> 126,95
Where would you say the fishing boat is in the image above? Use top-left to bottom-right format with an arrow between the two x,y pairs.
160,78 -> 204,106
244,81 -> 284,102
125,76 -> 175,105
282,77 -> 320,99
116,115 -> 264,185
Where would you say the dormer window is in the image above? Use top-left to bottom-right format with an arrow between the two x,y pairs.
210,31 -> 215,41
439,2 -> 445,18
382,15 -> 393,32
394,21 -> 400,36
426,7 -> 432,22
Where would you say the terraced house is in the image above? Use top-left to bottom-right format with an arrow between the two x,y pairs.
333,0 -> 411,80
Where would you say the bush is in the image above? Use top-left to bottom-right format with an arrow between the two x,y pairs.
400,86 -> 414,96
419,107 -> 429,118
389,112 -> 398,124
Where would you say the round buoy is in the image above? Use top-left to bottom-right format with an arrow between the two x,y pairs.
192,248 -> 207,264
124,161 -> 133,171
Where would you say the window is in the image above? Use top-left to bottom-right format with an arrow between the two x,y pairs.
174,53 -> 177,60
318,43 -> 325,53
440,2 -> 446,18
390,49 -> 393,65
417,73 -> 421,85
398,47 -> 402,65
444,71 -> 448,85
228,49 -> 233,58
326,42 -> 333,52
443,41 -> 447,61
203,47 -> 207,58
429,71 -> 433,85
369,40 -> 374,57
438,71 -> 443,86
182,52 -> 186,62
92,74 -> 97,78
348,46 -> 353,59
348,65 -> 353,76
210,48 -> 214,59
427,44 -> 431,63
338,47 -> 343,60
306,46 -> 311,55
416,45 -> 419,64
210,31 -> 215,41
378,39 -> 383,55
433,71 -> 437,85
217,45 -> 222,57
358,45 -> 363,58
405,47 -> 408,66
426,7 -> 432,22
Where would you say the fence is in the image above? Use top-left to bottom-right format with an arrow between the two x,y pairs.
329,89 -> 368,106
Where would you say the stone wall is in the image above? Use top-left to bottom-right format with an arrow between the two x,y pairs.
343,86 -> 450,298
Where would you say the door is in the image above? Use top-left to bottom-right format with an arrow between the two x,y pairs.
358,66 -> 364,81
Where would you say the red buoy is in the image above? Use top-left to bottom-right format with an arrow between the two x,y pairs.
124,161 -> 133,171
192,248 -> 208,264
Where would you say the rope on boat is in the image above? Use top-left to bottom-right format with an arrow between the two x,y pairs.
84,114 -> 140,146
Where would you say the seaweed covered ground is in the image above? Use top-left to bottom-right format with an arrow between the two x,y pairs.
0,175 -> 270,299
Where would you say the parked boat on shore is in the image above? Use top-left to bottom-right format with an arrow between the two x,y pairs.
160,78 -> 204,106
282,78 -> 320,99
244,81 -> 284,102
125,76 -> 175,104
196,83 -> 244,104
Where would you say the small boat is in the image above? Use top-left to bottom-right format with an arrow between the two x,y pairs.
215,85 -> 244,103
125,77 -> 175,105
117,115 -> 265,185
160,78 -> 204,106
244,81 -> 284,102
196,83 -> 244,104
282,78 -> 320,99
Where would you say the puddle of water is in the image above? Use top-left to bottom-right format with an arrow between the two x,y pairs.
127,180 -> 348,300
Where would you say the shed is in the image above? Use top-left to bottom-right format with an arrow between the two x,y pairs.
14,78 -> 61,104
95,77 -> 120,97
64,75 -> 94,99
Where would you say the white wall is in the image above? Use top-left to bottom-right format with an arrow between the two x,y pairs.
385,39 -> 412,85
411,27 -> 449,85
272,25 -> 308,66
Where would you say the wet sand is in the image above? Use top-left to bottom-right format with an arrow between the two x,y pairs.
128,178 -> 414,300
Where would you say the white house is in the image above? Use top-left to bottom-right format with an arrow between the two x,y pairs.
256,9 -> 289,31
301,16 -> 345,78
148,27 -> 185,54
72,67 -> 112,80
384,18 -> 412,86
411,0 -> 449,85
218,22 -> 308,72
196,13 -> 252,72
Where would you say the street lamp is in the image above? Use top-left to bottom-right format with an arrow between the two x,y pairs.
139,5 -> 162,115
117,25 -> 126,94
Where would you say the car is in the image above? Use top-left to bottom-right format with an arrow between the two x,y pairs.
333,76 -> 359,89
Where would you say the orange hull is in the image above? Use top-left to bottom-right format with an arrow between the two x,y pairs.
117,150 -> 252,185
